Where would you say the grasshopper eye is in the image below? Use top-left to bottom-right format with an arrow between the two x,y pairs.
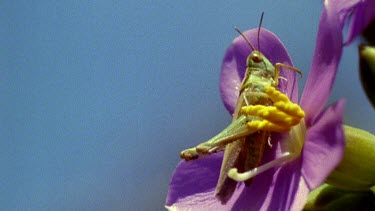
250,52 -> 263,63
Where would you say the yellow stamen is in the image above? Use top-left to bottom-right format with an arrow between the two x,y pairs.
265,86 -> 289,103
247,120 -> 291,133
241,86 -> 305,133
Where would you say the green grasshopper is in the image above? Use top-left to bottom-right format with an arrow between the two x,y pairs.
180,13 -> 303,204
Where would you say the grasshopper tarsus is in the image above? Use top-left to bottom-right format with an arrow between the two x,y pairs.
180,149 -> 199,161
196,143 -> 211,154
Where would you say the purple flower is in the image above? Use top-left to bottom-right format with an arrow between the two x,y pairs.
165,2 -> 354,208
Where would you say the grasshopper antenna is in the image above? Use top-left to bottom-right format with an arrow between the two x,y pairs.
257,12 -> 268,72
234,26 -> 255,51
257,12 -> 264,52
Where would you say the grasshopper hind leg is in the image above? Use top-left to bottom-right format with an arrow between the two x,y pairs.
180,91 -> 271,161
180,115 -> 256,161
180,145 -> 225,161
179,148 -> 199,161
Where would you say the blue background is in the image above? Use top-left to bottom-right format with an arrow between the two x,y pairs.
1,1 -> 374,210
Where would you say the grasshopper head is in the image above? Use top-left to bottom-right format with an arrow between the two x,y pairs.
248,50 -> 263,64
246,50 -> 274,75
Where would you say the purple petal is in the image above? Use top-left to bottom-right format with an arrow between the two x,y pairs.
234,157 -> 309,211
230,137 -> 281,210
265,160 -> 309,211
220,28 -> 297,115
244,142 -> 308,211
301,100 -> 346,190
231,169 -> 275,210
346,0 -> 375,45
300,0 -> 370,125
165,151 -> 262,210
228,134 -> 302,210
165,152 -> 246,209
165,153 -> 222,207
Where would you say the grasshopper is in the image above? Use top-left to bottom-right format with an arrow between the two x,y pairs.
180,13 -> 303,204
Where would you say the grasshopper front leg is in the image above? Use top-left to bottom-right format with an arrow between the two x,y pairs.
274,63 -> 303,86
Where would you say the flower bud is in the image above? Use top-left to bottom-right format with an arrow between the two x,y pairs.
326,125 -> 375,190
359,44 -> 375,108
305,184 -> 375,210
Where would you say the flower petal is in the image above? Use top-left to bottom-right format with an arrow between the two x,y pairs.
301,99 -> 346,190
166,152 -> 250,210
230,140 -> 280,210
220,28 -> 297,115
165,153 -> 222,208
234,158 -> 309,211
230,137 -> 308,211
345,0 -> 375,45
300,3 -> 342,124
267,161 -> 309,211
301,0 -> 368,126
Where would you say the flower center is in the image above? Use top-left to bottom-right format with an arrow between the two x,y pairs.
241,86 -> 305,133
228,86 -> 306,182
286,119 -> 306,155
